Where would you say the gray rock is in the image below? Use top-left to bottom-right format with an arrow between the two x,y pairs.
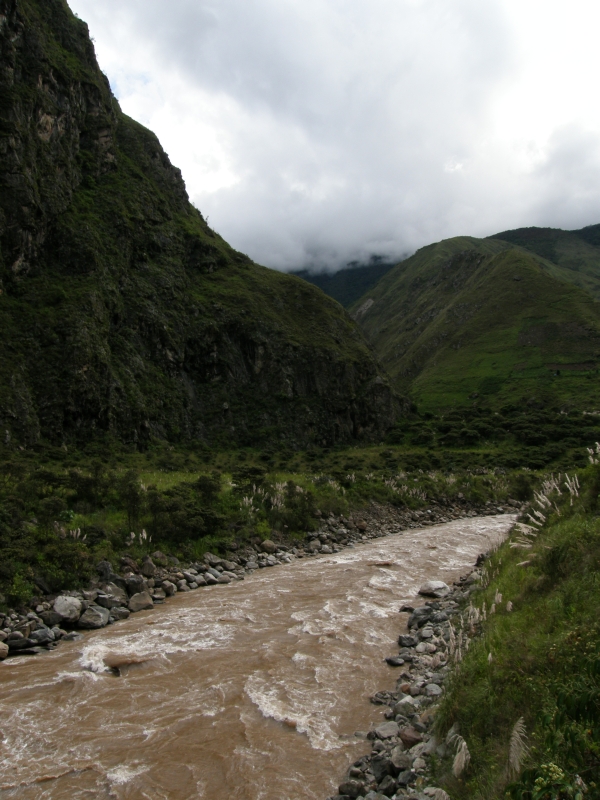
195,576 -> 207,586
110,607 -> 131,621
338,780 -> 364,798
398,634 -> 418,648
176,580 -> 190,592
396,769 -> 415,786
391,746 -> 412,770
162,580 -> 176,596
62,631 -> 84,641
419,627 -> 434,639
385,656 -> 405,666
418,581 -> 449,598
204,552 -> 223,567
320,545 -> 333,554
30,625 -> 55,645
218,574 -> 232,584
412,757 -> 427,771
221,560 -> 238,571
40,610 -> 63,627
78,605 -> 110,629
8,637 -> 36,651
245,561 -> 258,570
424,683 -> 443,697
140,557 -> 156,578
374,721 -> 399,739
260,540 -> 277,554
308,539 -> 321,553
128,592 -> 154,612
54,595 -> 83,623
207,567 -> 221,579
188,582 -> 198,590
205,574 -> 218,585
364,793 -> 388,800
183,571 -> 197,583
0,642 -> 8,659
371,754 -> 392,780
7,631 -> 24,641
377,775 -> 397,796
125,574 -> 146,596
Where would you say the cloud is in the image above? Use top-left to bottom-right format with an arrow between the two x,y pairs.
69,0 -> 600,270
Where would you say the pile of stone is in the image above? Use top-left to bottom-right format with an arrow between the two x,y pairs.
327,572 -> 485,800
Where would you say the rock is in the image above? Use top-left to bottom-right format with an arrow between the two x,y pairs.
96,560 -> 113,582
357,521 -> 368,531
245,561 -> 258,570
207,567 -> 221,579
205,574 -> 218,585
371,754 -> 393,780
385,656 -> 405,666
378,775 -> 397,796
30,625 -> 55,645
8,637 -> 36,651
40,610 -> 63,627
394,696 -> 419,716
0,631 -> 6,642
418,581 -> 450,598
125,574 -> 146,596
260,540 -> 277,554
150,550 -> 168,565
364,793 -> 388,800
110,607 -> 131,621
424,683 -> 443,697
62,631 -> 84,641
204,552 -> 223,567
7,631 -> 24,641
396,769 -> 415,786
400,604 -> 415,613
54,595 -> 83,623
221,560 -> 237,571
176,580 -> 190,592
140,557 -> 156,578
412,757 -> 427,771
398,634 -> 418,648
374,721 -> 399,739
338,780 -> 364,798
391,747 -> 412,770
308,539 -> 321,553
399,726 -> 423,748
195,576 -> 207,586
218,575 -> 232,584
128,592 -> 154,612
0,642 -> 8,659
152,588 -> 166,600
78,605 -> 110,629
408,607 -> 434,628
120,555 -> 139,573
162,581 -> 176,596
419,627 -> 434,639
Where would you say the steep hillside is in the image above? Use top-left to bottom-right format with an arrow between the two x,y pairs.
292,257 -> 395,308
351,237 -> 600,411
492,223 -> 600,300
0,0 -> 397,450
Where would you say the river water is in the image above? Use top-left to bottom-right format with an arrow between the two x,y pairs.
0,515 -> 514,800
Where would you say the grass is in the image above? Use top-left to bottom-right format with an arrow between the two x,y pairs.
434,466 -> 600,799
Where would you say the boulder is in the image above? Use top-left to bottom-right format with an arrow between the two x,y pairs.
150,550 -> 168,566
308,539 -> 321,553
120,555 -> 139,573
394,696 -> 419,717
128,591 -> 154,612
217,575 -> 232,584
418,581 -> 449,598
245,561 -> 258,570
8,637 -> 36,651
205,574 -> 218,585
177,580 -> 190,592
399,726 -> 423,748
385,656 -> 405,667
125,574 -> 146,596
162,581 -> 176,596
374,721 -> 399,739
30,625 -> 55,645
78,605 -> 110,629
377,775 -> 397,797
96,560 -> 113,582
54,595 -> 83,623
204,552 -> 223,567
140,557 -> 156,578
260,540 -> 277,554
408,606 -> 434,628
338,780 -> 364,798
40,610 -> 63,628
424,683 -> 443,697
0,642 -> 8,659
371,754 -> 393,780
390,747 -> 411,771
398,634 -> 418,648
357,521 -> 368,531
110,607 -> 131,621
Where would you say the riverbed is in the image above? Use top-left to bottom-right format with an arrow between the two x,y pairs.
0,514 -> 515,800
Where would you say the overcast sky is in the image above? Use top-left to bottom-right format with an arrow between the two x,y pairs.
69,0 -> 600,271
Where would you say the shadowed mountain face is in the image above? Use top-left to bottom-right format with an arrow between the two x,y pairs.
291,258 -> 395,309
350,235 -> 600,411
0,0 -> 397,449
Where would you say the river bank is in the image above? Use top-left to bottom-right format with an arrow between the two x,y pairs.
0,498 -> 517,661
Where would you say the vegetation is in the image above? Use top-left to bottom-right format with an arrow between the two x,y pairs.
434,463 -> 600,799
292,256 -> 395,308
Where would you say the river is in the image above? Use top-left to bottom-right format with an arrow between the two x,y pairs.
0,514 -> 514,800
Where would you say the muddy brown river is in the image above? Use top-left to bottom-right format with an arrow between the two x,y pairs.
0,515 -> 515,799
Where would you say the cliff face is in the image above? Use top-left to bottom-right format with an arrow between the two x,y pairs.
0,0 -> 397,449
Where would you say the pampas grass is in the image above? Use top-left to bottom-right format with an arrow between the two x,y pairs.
508,717 -> 529,778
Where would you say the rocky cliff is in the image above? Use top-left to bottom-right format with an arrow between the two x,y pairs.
0,0 -> 397,449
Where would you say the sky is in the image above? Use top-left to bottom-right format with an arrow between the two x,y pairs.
69,0 -> 600,272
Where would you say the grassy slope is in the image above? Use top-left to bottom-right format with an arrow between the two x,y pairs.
292,259 -> 395,308
436,468 -> 600,799
492,224 -> 600,302
351,238 -> 600,412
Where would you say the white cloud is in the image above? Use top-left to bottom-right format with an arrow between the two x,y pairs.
69,0 -> 600,269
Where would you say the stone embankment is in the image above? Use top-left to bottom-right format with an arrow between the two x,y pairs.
0,498 -> 517,661
326,567 -> 495,800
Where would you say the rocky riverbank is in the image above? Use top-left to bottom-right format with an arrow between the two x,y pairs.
0,498 -> 517,662
325,558 -> 510,800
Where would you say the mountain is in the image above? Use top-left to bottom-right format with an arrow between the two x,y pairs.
0,0 -> 397,450
350,235 -> 600,411
292,257 -> 395,308
491,223 -> 600,301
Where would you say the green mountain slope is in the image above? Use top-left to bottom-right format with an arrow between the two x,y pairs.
491,223 -> 600,300
0,0 -> 397,449
291,258 -> 395,308
351,237 -> 600,411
